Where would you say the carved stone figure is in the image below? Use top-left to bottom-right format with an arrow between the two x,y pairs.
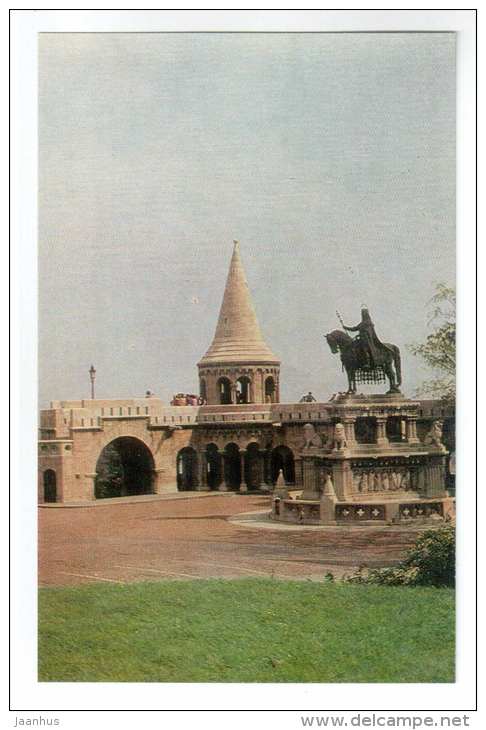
424,420 -> 446,451
359,472 -> 368,493
302,422 -> 322,450
382,472 -> 390,491
332,422 -> 347,451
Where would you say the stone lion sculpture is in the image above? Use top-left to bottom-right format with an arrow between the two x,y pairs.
424,420 -> 446,450
332,422 -> 347,451
302,423 -> 322,450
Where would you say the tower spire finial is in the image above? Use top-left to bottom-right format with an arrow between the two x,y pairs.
198,241 -> 279,366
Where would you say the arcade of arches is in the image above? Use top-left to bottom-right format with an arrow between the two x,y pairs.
176,442 -> 296,491
215,375 -> 257,405
199,367 -> 280,406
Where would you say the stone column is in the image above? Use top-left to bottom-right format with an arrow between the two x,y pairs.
302,456 -> 317,492
84,472 -> 98,501
293,457 -> 303,487
330,460 -> 353,501
343,416 -> 357,448
406,416 -> 420,444
259,450 -> 269,491
218,451 -> 228,491
375,417 -> 389,447
239,450 -> 248,492
261,449 -> 268,487
197,452 -> 209,491
424,456 -> 448,498
153,467 -> 178,495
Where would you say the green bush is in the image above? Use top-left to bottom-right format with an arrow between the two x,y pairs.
345,526 -> 455,587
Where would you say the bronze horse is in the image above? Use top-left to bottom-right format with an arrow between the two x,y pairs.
326,329 -> 401,394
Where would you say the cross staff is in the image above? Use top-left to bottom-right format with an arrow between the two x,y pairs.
336,310 -> 346,329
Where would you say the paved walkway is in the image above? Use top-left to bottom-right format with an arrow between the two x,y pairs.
39,490 -> 232,508
38,494 -> 424,587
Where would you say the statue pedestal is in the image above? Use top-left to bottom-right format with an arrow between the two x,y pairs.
270,393 -> 454,526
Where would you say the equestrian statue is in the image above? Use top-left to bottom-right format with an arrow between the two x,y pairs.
325,307 -> 401,394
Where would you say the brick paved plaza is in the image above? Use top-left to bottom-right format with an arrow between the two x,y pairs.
38,494 -> 423,586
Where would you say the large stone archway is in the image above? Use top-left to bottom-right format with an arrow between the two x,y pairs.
95,437 -> 155,499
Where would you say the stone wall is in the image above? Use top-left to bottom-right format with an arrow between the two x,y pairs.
38,396 -> 455,504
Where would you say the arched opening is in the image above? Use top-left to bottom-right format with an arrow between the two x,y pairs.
270,445 -> 295,485
218,377 -> 232,405
265,376 -> 276,403
177,447 -> 198,491
355,417 -> 377,444
386,416 -> 403,443
95,437 -> 155,499
244,442 -> 262,490
199,378 -> 207,404
236,376 -> 251,404
206,443 -> 222,490
224,442 -> 241,490
43,469 -> 57,503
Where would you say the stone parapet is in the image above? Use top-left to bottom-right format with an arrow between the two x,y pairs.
272,495 -> 455,525
39,391 -> 453,505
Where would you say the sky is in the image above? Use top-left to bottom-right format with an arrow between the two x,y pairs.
38,32 -> 455,407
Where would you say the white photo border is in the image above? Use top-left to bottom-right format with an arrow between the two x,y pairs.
10,7 -> 477,716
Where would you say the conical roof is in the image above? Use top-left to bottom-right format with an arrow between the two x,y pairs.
199,241 -> 279,366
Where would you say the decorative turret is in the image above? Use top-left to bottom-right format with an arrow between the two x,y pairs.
198,241 -> 280,405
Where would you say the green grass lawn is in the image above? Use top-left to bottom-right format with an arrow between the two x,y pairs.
38,578 -> 455,683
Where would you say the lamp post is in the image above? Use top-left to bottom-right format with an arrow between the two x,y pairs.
89,364 -> 96,400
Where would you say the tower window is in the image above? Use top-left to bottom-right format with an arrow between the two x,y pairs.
265,376 -> 276,404
217,377 -> 232,405
236,376 -> 251,404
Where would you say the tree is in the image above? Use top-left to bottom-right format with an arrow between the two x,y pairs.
408,283 -> 455,403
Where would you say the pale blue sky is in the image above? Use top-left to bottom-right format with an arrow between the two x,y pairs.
39,32 -> 455,406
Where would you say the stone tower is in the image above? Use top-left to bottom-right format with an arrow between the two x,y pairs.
198,241 -> 280,405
